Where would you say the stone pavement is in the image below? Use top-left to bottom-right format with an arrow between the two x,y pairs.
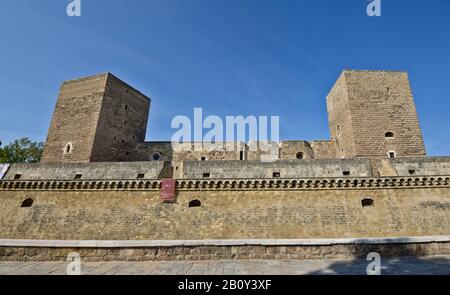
1,255 -> 449,275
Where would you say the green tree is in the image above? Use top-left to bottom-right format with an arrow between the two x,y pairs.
0,138 -> 44,163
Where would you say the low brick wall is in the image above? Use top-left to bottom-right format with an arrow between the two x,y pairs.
1,237 -> 449,262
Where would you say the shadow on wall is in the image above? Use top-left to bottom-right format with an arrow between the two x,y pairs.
306,244 -> 450,275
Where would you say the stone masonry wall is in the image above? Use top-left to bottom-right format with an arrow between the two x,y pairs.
41,74 -> 107,163
0,187 -> 449,240
326,71 -> 356,158
2,242 -> 449,262
3,162 -> 167,181
41,73 -> 150,163
390,157 -> 450,176
91,74 -> 150,162
182,159 -> 372,179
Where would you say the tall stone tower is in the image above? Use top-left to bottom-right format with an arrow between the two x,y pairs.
326,70 -> 426,159
41,73 -> 150,163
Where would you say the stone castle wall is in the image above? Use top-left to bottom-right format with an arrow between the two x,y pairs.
39,70 -> 427,164
0,179 -> 449,240
3,157 -> 450,181
182,159 -> 372,179
2,162 -> 168,181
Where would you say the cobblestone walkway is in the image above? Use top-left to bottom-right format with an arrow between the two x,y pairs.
1,256 -> 449,275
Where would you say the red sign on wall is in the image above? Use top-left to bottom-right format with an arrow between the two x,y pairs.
160,178 -> 177,203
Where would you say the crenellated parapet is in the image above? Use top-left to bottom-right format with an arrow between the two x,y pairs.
1,176 -> 449,192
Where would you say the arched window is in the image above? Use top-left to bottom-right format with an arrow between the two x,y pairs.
64,143 -> 72,154
385,132 -> 394,138
296,152 -> 304,160
361,198 -> 374,207
201,157 -> 206,161
189,200 -> 201,208
21,198 -> 34,208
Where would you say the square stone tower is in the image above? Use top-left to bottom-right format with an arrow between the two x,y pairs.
326,70 -> 426,158
41,73 -> 150,163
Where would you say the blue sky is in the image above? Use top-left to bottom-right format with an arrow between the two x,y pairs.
0,0 -> 450,155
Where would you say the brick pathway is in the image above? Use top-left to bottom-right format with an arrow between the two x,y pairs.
1,256 -> 449,275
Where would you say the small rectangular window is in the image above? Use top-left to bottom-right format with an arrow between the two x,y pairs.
14,174 -> 22,180
343,171 -> 350,176
389,152 -> 396,158
74,174 -> 82,180
240,151 -> 244,161
137,174 -> 145,179
408,170 -> 416,175
203,173 -> 210,178
273,172 -> 280,178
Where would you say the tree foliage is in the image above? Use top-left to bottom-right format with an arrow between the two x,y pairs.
0,138 -> 44,163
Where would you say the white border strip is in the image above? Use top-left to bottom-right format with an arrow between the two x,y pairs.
0,236 -> 449,248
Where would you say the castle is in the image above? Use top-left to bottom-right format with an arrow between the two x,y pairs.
34,70 -> 429,178
0,70 -> 449,261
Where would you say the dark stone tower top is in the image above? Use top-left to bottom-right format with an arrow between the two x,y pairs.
326,70 -> 426,159
41,73 -> 150,163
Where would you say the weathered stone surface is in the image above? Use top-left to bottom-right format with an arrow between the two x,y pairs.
0,188 -> 449,240
327,70 -> 426,159
41,73 -> 150,163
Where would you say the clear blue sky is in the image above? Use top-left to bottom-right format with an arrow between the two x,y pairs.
1,0 -> 450,155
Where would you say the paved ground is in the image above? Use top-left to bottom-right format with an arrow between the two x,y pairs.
1,255 -> 449,275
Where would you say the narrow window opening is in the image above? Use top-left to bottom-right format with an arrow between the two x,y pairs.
389,151 -> 396,158
343,171 -> 350,176
21,198 -> 33,208
203,173 -> 210,178
175,166 -> 179,171
240,151 -> 244,161
124,121 -> 128,126
126,151 -> 130,156
273,172 -> 280,178
385,132 -> 394,138
201,157 -> 206,161
362,198 -> 374,207
189,200 -> 201,208
14,174 -> 22,180
74,174 -> 82,180
64,143 -> 72,154
124,105 -> 128,110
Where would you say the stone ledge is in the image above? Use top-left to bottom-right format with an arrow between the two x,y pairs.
0,236 -> 449,248
1,175 -> 449,191
1,240 -> 449,261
